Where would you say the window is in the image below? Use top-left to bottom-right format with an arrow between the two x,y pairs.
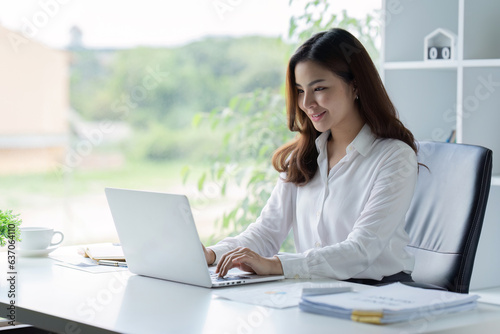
0,0 -> 379,246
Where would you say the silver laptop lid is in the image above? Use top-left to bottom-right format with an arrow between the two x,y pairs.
105,187 -> 213,288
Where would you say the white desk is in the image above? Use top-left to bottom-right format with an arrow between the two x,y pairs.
2,247 -> 500,334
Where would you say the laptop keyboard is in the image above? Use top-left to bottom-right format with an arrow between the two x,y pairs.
209,271 -> 251,282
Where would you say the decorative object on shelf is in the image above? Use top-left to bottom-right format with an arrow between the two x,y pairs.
424,28 -> 457,61
447,129 -> 456,143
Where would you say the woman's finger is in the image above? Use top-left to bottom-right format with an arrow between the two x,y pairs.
216,247 -> 256,277
217,250 -> 238,277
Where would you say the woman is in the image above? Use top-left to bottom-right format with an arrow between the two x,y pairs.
203,28 -> 418,285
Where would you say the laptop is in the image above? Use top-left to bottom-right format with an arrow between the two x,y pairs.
105,187 -> 285,288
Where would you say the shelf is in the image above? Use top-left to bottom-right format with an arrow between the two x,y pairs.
384,59 -> 500,70
463,59 -> 500,67
492,175 -> 500,187
384,61 -> 458,70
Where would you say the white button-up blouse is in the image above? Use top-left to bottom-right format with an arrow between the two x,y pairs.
209,124 -> 418,280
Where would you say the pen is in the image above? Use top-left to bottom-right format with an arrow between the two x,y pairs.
302,287 -> 352,296
98,260 -> 128,267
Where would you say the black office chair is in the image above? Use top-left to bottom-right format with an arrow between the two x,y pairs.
405,141 -> 492,293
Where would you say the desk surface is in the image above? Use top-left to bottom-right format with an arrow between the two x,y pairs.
2,247 -> 500,334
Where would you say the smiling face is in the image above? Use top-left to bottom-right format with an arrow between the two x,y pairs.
295,60 -> 360,134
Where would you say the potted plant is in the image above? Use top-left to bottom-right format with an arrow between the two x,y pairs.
0,209 -> 22,247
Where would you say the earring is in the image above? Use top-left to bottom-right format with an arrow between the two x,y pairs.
355,95 -> 359,100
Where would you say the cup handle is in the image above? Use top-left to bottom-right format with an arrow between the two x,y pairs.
50,231 -> 64,247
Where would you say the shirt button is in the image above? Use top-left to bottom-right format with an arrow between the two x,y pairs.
294,274 -> 300,279
316,211 -> 320,218
315,242 -> 321,248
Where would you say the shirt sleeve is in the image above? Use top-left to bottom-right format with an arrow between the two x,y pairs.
277,143 -> 418,279
208,174 -> 296,265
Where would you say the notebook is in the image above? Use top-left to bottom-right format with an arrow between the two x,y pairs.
104,187 -> 284,288
299,282 -> 479,324
84,243 -> 125,261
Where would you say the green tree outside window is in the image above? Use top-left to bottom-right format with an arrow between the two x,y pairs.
185,0 -> 380,251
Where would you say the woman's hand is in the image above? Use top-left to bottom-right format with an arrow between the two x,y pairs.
202,244 -> 216,265
215,247 -> 283,277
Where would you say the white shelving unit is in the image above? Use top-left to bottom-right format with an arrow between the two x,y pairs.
381,0 -> 500,290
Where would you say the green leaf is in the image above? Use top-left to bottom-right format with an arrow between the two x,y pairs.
223,132 -> 232,146
258,144 -> 270,158
180,165 -> 190,184
0,209 -> 22,247
210,118 -> 220,130
229,96 -> 240,110
216,165 -> 226,180
192,113 -> 203,128
288,17 -> 298,38
222,213 -> 230,229
248,172 -> 266,185
197,172 -> 206,191
221,181 -> 227,196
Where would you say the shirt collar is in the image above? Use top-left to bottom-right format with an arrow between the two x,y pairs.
315,130 -> 331,154
315,123 -> 376,157
346,123 -> 376,157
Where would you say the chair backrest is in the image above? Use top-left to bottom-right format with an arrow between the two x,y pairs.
405,141 -> 492,293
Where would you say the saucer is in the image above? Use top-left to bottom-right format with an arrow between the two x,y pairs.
18,245 -> 60,257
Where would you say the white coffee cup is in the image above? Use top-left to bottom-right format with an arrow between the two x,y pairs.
19,227 -> 64,250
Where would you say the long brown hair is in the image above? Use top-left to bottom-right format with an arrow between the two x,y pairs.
272,28 -> 417,185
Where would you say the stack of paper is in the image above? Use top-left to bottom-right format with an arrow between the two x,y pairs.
299,282 -> 479,324
82,243 -> 125,261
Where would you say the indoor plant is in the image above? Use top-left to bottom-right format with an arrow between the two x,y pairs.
0,209 -> 22,247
